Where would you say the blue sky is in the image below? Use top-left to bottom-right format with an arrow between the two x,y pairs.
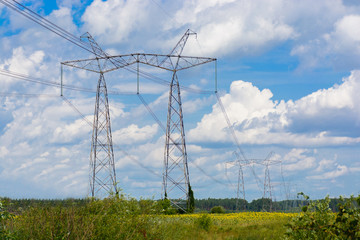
0,0 -> 360,201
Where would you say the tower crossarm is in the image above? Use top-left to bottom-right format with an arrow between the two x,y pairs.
136,54 -> 216,71
259,160 -> 282,166
62,54 -> 215,74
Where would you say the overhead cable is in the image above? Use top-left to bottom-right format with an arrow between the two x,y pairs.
0,1 -> 213,95
0,92 -> 58,98
0,0 -> 93,53
216,92 -> 264,193
61,95 -> 163,179
0,69 -> 136,95
137,93 -> 231,187
61,95 -> 93,126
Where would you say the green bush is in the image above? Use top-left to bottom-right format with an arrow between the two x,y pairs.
0,200 -> 14,240
285,193 -> 360,240
8,195 -> 165,240
197,214 -> 212,231
210,206 -> 225,214
155,198 -> 177,215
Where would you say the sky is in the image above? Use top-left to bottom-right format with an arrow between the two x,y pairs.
0,0 -> 360,201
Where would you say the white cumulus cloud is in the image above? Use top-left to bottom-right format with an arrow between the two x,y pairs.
188,70 -> 360,146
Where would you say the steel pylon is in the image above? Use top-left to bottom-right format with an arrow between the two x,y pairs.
61,33 -> 117,198
225,156 -> 246,211
163,71 -> 190,210
260,151 -> 281,211
89,72 -> 117,197
161,30 -> 216,211
61,30 -> 216,203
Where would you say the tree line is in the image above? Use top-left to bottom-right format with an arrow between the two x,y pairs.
0,196 -> 345,213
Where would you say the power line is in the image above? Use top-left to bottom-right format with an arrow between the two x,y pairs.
0,69 -> 136,95
61,95 -> 93,126
61,95 -> 163,180
0,0 -> 93,53
1,72 -> 249,191
1,67 -> 212,96
137,93 -> 230,187
0,1 -> 214,96
113,144 -> 162,179
0,92 -> 58,98
2,0 -> 247,198
149,0 -> 174,22
215,92 -> 247,161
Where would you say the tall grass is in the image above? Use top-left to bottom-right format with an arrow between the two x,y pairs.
2,195 -> 294,239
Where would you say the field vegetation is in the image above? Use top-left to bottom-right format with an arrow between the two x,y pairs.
0,193 -> 359,239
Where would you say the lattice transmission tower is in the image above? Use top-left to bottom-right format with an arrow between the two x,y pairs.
227,151 -> 266,211
260,151 -> 281,211
160,30 -> 216,211
61,30 -> 216,204
61,33 -> 119,197
225,152 -> 247,211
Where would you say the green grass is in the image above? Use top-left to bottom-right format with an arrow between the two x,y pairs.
2,194 -> 358,239
2,197 -> 292,240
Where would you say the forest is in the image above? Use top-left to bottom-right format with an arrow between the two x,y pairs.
0,195 -> 346,214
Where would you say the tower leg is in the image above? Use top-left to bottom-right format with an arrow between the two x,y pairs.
236,164 -> 246,211
163,72 -> 190,211
90,73 -> 117,197
263,164 -> 272,211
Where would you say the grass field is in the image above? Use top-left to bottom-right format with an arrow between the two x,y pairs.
149,212 -> 296,239
2,201 -> 296,240
1,195 -> 359,239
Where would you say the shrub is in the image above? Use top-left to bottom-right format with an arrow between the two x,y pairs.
210,206 -> 225,214
9,195 -> 165,239
156,198 -> 177,215
0,200 -> 14,240
334,195 -> 360,239
197,214 -> 212,231
285,193 -> 360,240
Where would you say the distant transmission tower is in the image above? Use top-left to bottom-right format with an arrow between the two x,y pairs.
61,33 -> 119,197
260,151 -> 281,211
227,151 -> 266,211
226,151 -> 247,211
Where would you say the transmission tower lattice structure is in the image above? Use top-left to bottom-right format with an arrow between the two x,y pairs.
160,30 -> 216,211
61,33 -> 119,198
227,152 -> 265,211
260,151 -> 281,211
226,151 -> 247,211
61,30 -> 216,205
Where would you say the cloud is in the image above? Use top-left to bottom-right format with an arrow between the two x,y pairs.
78,0 -> 360,71
308,165 -> 349,180
0,47 -> 46,90
182,95 -> 215,114
315,158 -> 336,172
79,0 -> 297,56
1,0 -> 360,201
188,70 -> 360,146
52,118 -> 91,143
287,70 -> 360,136
282,149 -> 316,171
112,124 -> 158,145
0,146 -> 9,158
81,0 -> 151,45
292,14 -> 360,70
172,0 -> 295,57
